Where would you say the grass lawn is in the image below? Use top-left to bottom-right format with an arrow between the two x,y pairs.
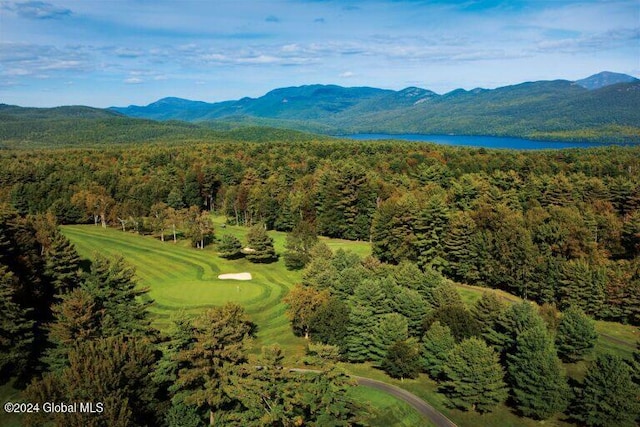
62,223 -> 308,361
342,363 -> 575,427
349,385 -> 434,427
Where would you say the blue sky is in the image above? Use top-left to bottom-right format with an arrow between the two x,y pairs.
1,0 -> 638,107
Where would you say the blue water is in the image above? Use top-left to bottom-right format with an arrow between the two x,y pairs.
344,134 -> 627,150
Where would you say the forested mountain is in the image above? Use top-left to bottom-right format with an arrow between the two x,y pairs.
575,71 -> 639,90
110,72 -> 640,141
0,105 -> 327,147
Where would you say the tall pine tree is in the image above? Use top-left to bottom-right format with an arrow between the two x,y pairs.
573,354 -> 640,427
441,337 -> 507,413
555,305 -> 598,362
507,323 -> 569,419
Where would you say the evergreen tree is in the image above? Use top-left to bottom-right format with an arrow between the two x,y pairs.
414,193 -> 449,270
426,304 -> 480,342
351,279 -> 393,315
43,231 -> 82,296
0,265 -> 34,379
421,321 -> 456,380
173,303 -> 254,426
485,301 -> 545,356
426,282 -> 463,309
443,211 -> 478,282
382,339 -> 421,380
25,336 -> 159,427
621,210 -> 640,259
302,257 -> 339,291
299,364 -> 363,426
555,305 -> 598,362
573,354 -> 640,427
217,234 -> 243,259
472,292 -> 505,334
165,403 -> 203,427
441,337 -> 508,413
559,259 -> 606,316
83,255 -> 154,338
507,323 -> 569,419
344,304 -> 375,363
631,342 -> 640,386
393,260 -> 444,298
393,287 -> 429,336
245,224 -> 277,263
370,312 -> 409,363
44,288 -> 100,371
309,297 -> 350,349
227,344 -> 299,426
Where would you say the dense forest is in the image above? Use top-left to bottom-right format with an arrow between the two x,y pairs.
1,138 -> 639,323
1,130 -> 639,425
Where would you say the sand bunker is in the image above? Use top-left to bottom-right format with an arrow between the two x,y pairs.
218,272 -> 253,281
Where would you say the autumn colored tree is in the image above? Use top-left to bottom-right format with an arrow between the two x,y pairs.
284,284 -> 329,340
173,304 -> 254,426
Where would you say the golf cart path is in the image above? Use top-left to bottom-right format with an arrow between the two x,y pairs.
290,368 -> 457,427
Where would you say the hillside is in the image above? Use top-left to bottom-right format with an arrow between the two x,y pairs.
0,105 -> 328,147
110,72 -> 640,142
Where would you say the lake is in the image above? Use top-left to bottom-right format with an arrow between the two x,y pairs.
344,134 -> 627,150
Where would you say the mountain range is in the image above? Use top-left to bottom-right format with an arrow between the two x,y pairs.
109,71 -> 640,141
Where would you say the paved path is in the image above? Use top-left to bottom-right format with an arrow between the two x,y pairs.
290,368 -> 457,427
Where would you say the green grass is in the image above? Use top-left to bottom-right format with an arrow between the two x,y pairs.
343,363 -> 575,427
349,385 -> 433,427
62,224 -> 307,360
211,215 -> 372,259
0,380 -> 24,427
62,218 -> 370,361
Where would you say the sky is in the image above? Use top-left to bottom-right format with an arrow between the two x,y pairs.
1,0 -> 639,107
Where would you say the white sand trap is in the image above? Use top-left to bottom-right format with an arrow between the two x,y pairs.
218,272 -> 252,281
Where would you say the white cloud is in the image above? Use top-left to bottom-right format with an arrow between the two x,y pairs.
124,77 -> 143,84
3,1 -> 71,20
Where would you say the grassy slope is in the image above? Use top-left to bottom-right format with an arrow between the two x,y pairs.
349,385 -> 433,427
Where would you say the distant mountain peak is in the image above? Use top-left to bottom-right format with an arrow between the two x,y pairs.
575,71 -> 639,90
